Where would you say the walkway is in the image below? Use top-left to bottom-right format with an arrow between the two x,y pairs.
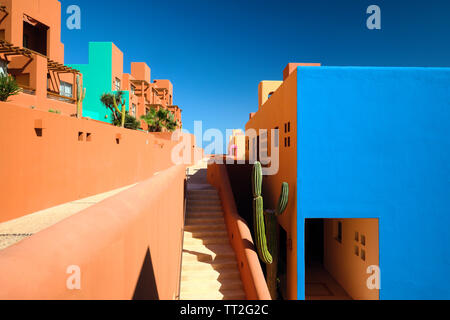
305,261 -> 352,300
180,160 -> 246,300
0,184 -> 136,250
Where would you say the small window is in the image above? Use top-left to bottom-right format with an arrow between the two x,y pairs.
336,221 -> 342,243
355,232 -> 359,242
288,122 -> 291,133
130,85 -> 135,95
114,77 -> 121,91
361,235 -> 366,246
132,104 -> 137,117
60,81 -> 73,98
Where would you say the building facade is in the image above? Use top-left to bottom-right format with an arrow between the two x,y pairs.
245,63 -> 450,300
68,42 -> 181,129
0,0 -> 81,116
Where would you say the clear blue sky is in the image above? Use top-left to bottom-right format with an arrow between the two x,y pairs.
60,0 -> 450,153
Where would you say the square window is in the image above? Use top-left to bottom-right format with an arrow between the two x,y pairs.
336,221 -> 342,243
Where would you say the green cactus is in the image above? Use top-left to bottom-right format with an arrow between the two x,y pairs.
252,161 -> 289,299
76,74 -> 86,119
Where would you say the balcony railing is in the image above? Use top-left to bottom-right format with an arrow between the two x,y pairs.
47,91 -> 76,104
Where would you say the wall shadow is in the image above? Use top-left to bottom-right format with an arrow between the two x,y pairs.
132,247 -> 159,300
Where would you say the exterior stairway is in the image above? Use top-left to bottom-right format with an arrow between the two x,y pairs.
180,161 -> 246,300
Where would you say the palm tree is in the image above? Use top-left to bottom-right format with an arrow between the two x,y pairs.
141,108 -> 178,132
100,91 -> 126,127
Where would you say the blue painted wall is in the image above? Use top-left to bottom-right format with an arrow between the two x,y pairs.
296,66 -> 450,299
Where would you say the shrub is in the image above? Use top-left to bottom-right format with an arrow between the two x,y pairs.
0,73 -> 22,102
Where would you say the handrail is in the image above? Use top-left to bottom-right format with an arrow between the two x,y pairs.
47,91 -> 76,104
207,162 -> 271,300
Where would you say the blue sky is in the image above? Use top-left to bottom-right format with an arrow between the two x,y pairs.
60,0 -> 450,153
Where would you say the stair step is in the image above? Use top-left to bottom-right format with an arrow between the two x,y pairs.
180,289 -> 246,300
188,199 -> 221,205
182,260 -> 238,272
184,223 -> 226,232
188,195 -> 220,201
182,245 -> 236,262
181,268 -> 241,281
180,279 -> 243,293
184,230 -> 228,239
186,216 -> 225,225
184,236 -> 229,246
186,211 -> 223,219
187,205 -> 223,212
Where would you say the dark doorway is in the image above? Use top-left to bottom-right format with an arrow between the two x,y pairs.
305,219 -> 324,265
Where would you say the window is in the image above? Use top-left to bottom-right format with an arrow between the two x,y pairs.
114,77 -> 121,91
336,221 -> 342,243
60,81 -> 73,98
130,85 -> 135,95
132,104 -> 137,117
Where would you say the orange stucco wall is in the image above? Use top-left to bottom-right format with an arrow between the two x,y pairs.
0,102 -> 196,223
0,164 -> 186,300
245,69 -> 298,300
324,218 -> 380,300
207,162 -> 271,300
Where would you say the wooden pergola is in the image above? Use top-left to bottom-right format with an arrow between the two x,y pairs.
0,39 -> 79,73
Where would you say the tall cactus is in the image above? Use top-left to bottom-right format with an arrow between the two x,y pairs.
76,74 -> 86,119
252,161 -> 289,299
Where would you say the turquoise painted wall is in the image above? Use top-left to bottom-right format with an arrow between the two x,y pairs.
69,42 -> 129,123
296,66 -> 450,300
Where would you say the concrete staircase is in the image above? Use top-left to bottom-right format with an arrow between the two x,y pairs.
180,161 -> 246,300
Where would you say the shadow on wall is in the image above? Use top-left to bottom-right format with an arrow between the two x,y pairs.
225,163 -> 254,231
133,248 -> 160,300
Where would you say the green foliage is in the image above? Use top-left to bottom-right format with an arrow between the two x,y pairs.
48,109 -> 61,114
251,161 -> 289,299
112,113 -> 141,130
0,73 -> 22,102
100,91 -> 128,128
141,107 -> 178,132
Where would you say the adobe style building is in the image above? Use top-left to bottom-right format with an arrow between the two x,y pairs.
245,63 -> 450,300
0,0 -> 81,116
68,42 -> 181,129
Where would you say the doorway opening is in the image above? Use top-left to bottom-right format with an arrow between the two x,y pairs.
305,218 -> 379,300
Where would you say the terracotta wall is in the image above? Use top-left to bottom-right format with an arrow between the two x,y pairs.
0,164 -> 186,300
207,162 -> 271,300
245,69 -> 298,299
0,102 -> 196,223
323,218 -> 380,300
